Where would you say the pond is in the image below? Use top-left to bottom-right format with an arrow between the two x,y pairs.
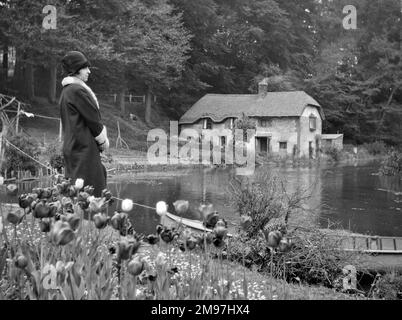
1,160 -> 402,237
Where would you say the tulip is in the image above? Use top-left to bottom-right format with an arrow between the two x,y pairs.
146,234 -> 159,245
117,240 -> 133,261
121,199 -> 133,212
74,178 -> 84,190
0,176 -> 4,185
199,203 -> 214,221
93,213 -> 109,229
127,257 -> 144,276
39,218 -> 51,232
204,211 -> 219,229
77,191 -> 90,202
213,236 -> 225,248
213,226 -> 228,239
278,238 -> 292,253
215,219 -> 227,228
50,220 -> 75,246
18,194 -> 30,209
265,230 -> 282,249
156,224 -> 164,235
173,200 -> 189,215
6,183 -> 18,196
83,185 -> 95,195
15,255 -> 28,269
111,212 -> 123,231
101,189 -> 112,201
186,236 -> 198,250
33,201 -> 51,219
88,197 -> 105,214
66,213 -> 80,230
160,228 -> 174,243
156,201 -> 168,216
6,209 -> 25,225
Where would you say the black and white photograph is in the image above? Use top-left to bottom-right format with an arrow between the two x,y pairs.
0,0 -> 401,309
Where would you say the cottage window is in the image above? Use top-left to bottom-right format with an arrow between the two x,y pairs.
309,115 -> 317,131
260,119 -> 269,127
279,142 -> 287,150
203,118 -> 212,129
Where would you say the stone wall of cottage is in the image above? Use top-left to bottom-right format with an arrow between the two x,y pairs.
299,106 -> 322,157
179,106 -> 322,158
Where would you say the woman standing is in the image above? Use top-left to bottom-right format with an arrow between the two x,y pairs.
59,51 -> 109,196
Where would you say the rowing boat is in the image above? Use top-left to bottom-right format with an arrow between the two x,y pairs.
161,211 -> 402,270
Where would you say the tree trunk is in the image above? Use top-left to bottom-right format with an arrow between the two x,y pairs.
118,88 -> 126,113
13,48 -> 24,92
145,86 -> 152,125
25,60 -> 35,99
48,57 -> 57,103
1,44 -> 8,82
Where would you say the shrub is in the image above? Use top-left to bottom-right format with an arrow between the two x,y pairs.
374,272 -> 402,300
324,146 -> 341,162
42,140 -> 64,172
229,172 -> 291,238
379,151 -> 402,176
362,141 -> 388,156
228,228 -> 364,287
2,133 -> 40,175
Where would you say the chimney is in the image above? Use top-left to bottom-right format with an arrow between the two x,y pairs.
258,78 -> 268,97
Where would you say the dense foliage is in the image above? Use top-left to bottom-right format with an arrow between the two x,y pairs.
0,0 -> 401,144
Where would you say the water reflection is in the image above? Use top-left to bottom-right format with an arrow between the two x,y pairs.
1,161 -> 402,237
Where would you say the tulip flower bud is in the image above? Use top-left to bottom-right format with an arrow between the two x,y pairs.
278,238 -> 292,253
146,234 -> 159,245
88,197 -> 105,214
186,236 -> 197,250
74,178 -> 84,190
111,212 -> 123,231
56,227 -> 75,245
15,255 -> 28,269
93,213 -> 109,229
121,199 -> 133,212
127,257 -> 144,276
156,201 -> 168,216
50,221 -> 75,246
6,183 -> 18,196
266,230 -> 282,248
6,209 -> 25,225
33,201 -> 51,219
117,240 -> 133,261
214,226 -> 228,239
39,218 -> 51,233
66,213 -> 80,230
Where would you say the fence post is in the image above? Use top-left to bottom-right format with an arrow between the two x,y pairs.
15,102 -> 20,133
59,119 -> 62,142
129,94 -> 132,103
114,94 -> 117,103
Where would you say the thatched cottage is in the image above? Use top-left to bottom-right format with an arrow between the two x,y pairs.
179,79 -> 325,158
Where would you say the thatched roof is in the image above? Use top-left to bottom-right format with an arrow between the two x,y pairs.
179,91 -> 324,124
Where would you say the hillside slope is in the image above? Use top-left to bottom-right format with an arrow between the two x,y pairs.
18,97 -> 172,153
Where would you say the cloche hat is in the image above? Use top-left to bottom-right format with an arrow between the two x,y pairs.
61,51 -> 91,75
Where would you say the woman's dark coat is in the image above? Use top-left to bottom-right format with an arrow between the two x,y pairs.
59,83 -> 106,196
